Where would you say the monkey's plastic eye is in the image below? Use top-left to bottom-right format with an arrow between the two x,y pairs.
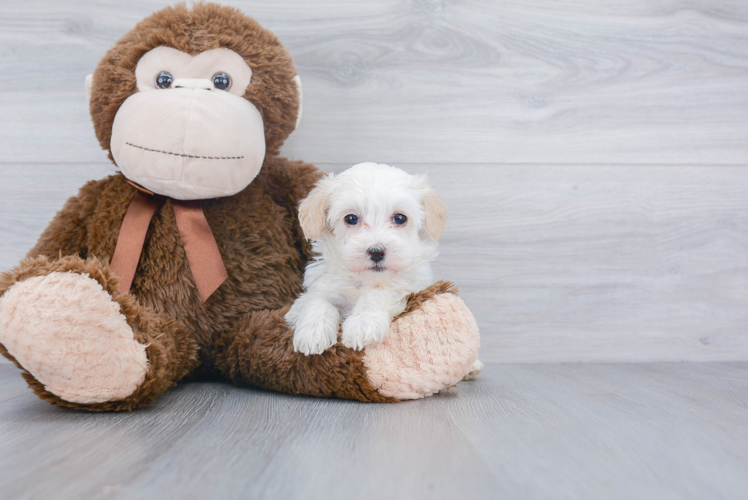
392,214 -> 407,225
212,72 -> 231,91
344,214 -> 359,226
155,72 -> 173,89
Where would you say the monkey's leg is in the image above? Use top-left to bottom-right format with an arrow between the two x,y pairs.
215,281 -> 480,402
0,255 -> 199,411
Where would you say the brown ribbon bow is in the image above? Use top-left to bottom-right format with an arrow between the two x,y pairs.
109,188 -> 228,302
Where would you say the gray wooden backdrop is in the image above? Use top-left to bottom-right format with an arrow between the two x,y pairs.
1,0 -> 747,363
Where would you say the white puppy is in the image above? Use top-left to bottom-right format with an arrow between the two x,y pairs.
286,162 -> 448,356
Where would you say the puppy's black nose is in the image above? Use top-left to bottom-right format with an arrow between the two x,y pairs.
368,247 -> 385,263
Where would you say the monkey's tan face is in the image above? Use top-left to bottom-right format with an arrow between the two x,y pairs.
108,47 -> 266,200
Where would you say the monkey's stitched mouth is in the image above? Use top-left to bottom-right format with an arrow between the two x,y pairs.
126,142 -> 244,160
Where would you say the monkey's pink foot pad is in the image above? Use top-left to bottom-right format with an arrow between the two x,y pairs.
364,293 -> 480,400
0,272 -> 148,404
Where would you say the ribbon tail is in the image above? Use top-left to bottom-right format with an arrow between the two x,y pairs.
110,192 -> 162,295
172,200 -> 228,302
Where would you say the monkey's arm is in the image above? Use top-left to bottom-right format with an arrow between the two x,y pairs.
216,281 -> 480,402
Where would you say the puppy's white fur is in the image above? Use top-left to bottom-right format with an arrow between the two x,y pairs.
286,162 -> 447,355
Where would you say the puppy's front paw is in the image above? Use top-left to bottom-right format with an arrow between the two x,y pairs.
341,313 -> 390,351
291,302 -> 340,356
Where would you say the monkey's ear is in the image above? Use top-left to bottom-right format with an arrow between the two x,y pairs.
422,189 -> 448,241
293,75 -> 303,131
299,174 -> 334,240
85,74 -> 93,103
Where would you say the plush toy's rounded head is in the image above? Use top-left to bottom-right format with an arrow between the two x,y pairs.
87,3 -> 302,199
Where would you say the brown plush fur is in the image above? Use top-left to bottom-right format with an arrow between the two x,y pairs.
0,3 -> 466,410
216,280 -> 459,403
216,307 -> 397,403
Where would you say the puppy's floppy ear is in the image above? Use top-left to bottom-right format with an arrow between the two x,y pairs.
299,174 -> 334,240
422,188 -> 448,241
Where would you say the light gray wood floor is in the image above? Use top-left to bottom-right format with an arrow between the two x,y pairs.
1,362 -> 747,500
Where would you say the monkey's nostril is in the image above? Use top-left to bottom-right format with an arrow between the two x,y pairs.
368,247 -> 385,263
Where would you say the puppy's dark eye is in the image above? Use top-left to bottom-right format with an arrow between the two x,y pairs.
155,72 -> 173,89
344,214 -> 359,226
212,72 -> 231,91
392,214 -> 407,225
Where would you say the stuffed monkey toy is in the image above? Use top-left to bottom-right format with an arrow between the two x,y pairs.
0,3 -> 480,411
